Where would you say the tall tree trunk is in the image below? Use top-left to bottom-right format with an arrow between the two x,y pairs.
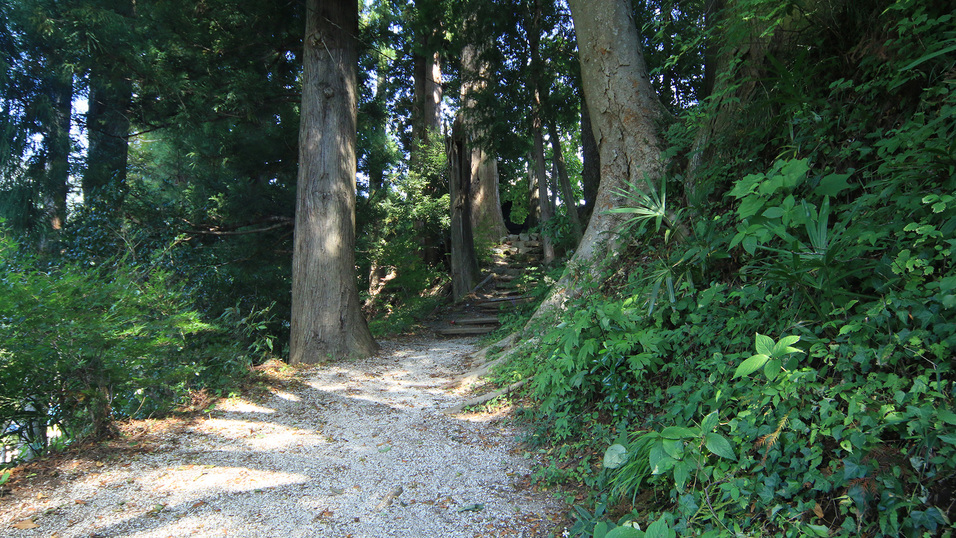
528,0 -> 553,262
532,124 -> 554,263
547,120 -> 583,246
411,1 -> 444,266
460,42 -> 508,245
702,0 -> 724,100
468,0 -> 664,367
449,118 -> 480,301
579,95 -> 600,226
43,72 -> 73,235
536,0 -> 663,312
290,0 -> 378,364
82,0 -> 134,205
525,153 -> 539,228
84,73 -> 132,203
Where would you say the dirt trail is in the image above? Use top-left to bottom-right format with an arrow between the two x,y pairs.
0,336 -> 565,537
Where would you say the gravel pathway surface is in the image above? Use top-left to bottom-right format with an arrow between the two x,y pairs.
0,336 -> 565,537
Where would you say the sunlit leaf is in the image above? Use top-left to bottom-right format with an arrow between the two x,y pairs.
734,353 -> 769,379
603,444 -> 628,469
705,433 -> 736,460
755,333 -> 775,356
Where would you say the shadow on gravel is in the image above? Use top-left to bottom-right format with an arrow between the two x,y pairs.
4,338 -> 563,537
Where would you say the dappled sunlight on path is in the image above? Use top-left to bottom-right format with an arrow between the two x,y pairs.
0,337 -> 564,537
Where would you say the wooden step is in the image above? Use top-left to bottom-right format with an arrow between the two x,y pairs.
435,325 -> 498,336
452,316 -> 500,325
474,295 -> 533,304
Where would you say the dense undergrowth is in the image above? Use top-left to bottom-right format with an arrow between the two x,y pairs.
496,1 -> 956,536
0,231 -> 270,457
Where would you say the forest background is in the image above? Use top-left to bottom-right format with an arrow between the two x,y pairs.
1,0 -> 954,536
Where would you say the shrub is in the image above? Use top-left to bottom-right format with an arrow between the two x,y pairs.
0,230 -> 250,456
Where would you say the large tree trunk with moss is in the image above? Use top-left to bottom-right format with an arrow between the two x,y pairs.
290,0 -> 378,364
460,43 -> 508,245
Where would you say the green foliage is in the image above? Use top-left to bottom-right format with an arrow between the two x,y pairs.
361,135 -> 450,326
523,1 -> 956,535
0,230 -> 252,456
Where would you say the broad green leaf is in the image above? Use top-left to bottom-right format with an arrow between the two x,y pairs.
939,434 -> 956,445
755,333 -> 775,356
604,444 -> 628,469
937,409 -> 956,426
662,439 -> 683,459
737,196 -> 766,219
649,443 -> 675,474
606,526 -> 644,538
814,172 -> 852,196
804,524 -> 830,537
645,516 -> 676,538
779,158 -> 810,188
705,432 -> 737,460
730,174 -> 763,198
674,459 -> 693,490
742,235 -> 758,255
594,521 -> 609,538
762,206 -> 785,219
734,353 -> 769,379
772,335 -> 802,356
763,358 -> 781,380
701,410 -> 719,433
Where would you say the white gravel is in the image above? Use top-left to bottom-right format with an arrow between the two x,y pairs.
0,336 -> 565,537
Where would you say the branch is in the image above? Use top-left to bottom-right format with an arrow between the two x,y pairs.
184,216 -> 293,236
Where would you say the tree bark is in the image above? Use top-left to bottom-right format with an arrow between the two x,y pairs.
411,1 -> 444,266
532,0 -> 663,314
527,0 -> 554,262
82,0 -> 134,205
449,118 -> 480,301
547,120 -> 583,246
532,124 -> 555,263
43,72 -> 73,235
460,42 -> 508,245
84,72 -> 132,203
579,95 -> 600,226
290,0 -> 378,364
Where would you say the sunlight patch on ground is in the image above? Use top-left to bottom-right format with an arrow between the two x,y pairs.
196,418 -> 325,451
271,389 -> 301,402
144,465 -> 309,496
213,399 -> 275,414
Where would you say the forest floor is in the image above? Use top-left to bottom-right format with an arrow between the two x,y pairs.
0,336 -> 568,537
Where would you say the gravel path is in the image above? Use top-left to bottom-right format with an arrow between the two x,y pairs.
0,337 -> 565,537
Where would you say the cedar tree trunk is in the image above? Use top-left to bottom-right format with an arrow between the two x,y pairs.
533,0 -> 663,312
290,0 -> 378,364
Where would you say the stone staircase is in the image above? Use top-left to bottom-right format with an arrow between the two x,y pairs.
433,233 -> 544,337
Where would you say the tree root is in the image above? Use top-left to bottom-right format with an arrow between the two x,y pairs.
441,378 -> 530,415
